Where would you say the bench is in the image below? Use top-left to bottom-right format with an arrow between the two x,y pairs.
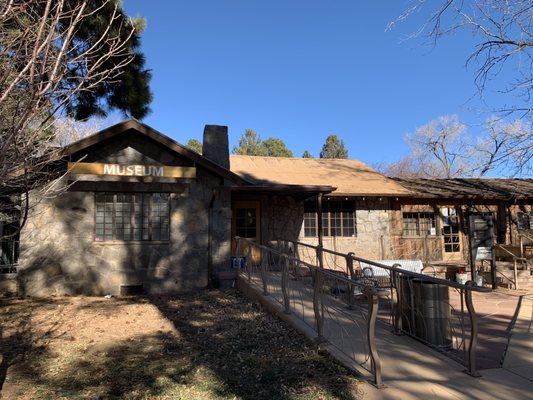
354,260 -> 425,293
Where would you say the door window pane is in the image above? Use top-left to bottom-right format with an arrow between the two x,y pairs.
442,207 -> 460,253
235,208 -> 257,238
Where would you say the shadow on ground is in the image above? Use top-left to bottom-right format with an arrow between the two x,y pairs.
150,291 -> 360,400
0,291 -> 361,400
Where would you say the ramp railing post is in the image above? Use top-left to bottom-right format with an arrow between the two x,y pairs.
391,263 -> 403,335
245,244 -> 252,282
313,269 -> 325,341
282,255 -> 290,314
366,286 -> 383,387
464,281 -> 481,377
260,246 -> 268,295
316,245 -> 324,269
513,259 -> 519,290
346,253 -> 355,309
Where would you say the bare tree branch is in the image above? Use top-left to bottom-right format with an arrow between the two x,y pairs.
376,114 -> 532,178
390,0 -> 533,117
0,0 -> 141,238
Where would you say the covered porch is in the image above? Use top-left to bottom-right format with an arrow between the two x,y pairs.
229,184 -> 334,264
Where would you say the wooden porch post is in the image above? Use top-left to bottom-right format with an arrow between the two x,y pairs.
466,206 -> 477,282
317,193 -> 324,268
317,193 -> 323,249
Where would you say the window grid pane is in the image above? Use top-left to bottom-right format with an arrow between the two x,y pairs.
235,207 -> 257,238
95,193 -> 170,242
303,212 -> 317,237
303,200 -> 356,237
419,212 -> 436,236
517,212 -> 533,230
402,212 -> 436,237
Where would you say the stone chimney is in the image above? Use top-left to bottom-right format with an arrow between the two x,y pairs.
202,125 -> 230,169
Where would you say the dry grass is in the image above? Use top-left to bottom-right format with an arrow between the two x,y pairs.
0,291 -> 361,400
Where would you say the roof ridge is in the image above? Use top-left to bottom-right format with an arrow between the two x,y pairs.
229,154 -> 368,162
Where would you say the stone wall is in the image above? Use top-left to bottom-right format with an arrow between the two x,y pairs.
258,196 -> 392,269
261,195 -> 304,245
16,170 -> 231,296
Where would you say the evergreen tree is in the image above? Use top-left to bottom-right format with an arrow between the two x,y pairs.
0,0 -> 153,238
263,137 -> 293,157
233,129 -> 294,157
186,139 -> 202,154
57,2 -> 152,119
233,129 -> 267,156
320,134 -> 348,159
2,1 -> 152,120
302,150 -> 313,158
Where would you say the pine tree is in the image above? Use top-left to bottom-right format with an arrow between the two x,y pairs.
59,2 -> 152,119
320,135 -> 348,159
302,150 -> 313,158
186,139 -> 203,154
233,129 -> 295,157
263,137 -> 293,157
233,129 -> 266,155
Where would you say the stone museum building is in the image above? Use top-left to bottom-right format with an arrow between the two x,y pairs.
0,120 -> 531,295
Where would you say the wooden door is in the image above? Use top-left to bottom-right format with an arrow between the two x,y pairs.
232,201 -> 261,264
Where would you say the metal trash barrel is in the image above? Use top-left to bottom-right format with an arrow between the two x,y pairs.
399,276 -> 416,335
413,280 -> 452,349
398,277 -> 452,350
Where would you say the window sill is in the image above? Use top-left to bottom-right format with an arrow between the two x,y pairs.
401,236 -> 438,239
303,236 -> 358,239
93,240 -> 171,245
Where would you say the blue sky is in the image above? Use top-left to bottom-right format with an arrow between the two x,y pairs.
118,1 -> 514,165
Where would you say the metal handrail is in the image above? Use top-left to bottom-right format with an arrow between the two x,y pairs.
275,238 -> 492,293
494,243 -> 527,261
495,268 -> 517,288
493,243 -> 527,290
277,238 -> 348,257
519,232 -> 533,242
243,237 -> 491,380
273,237 -> 489,377
235,236 -> 384,387
242,238 -> 374,289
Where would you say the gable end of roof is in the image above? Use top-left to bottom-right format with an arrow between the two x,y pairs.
62,119 -> 251,186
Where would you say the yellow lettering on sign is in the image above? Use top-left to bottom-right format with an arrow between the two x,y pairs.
68,162 -> 196,178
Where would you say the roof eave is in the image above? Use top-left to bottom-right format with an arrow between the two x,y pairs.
230,184 -> 335,194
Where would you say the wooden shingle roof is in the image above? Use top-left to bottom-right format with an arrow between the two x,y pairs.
230,155 -> 412,197
392,178 -> 533,200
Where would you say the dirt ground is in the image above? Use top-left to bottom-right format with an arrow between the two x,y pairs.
0,291 -> 361,400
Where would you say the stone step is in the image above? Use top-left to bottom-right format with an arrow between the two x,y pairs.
497,283 -> 533,290
495,268 -> 533,290
496,272 -> 532,279
496,264 -> 530,271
